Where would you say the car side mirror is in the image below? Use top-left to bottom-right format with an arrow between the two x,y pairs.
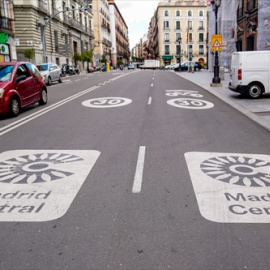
15,75 -> 26,84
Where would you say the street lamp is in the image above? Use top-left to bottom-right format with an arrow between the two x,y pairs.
177,37 -> 182,71
211,0 -> 221,85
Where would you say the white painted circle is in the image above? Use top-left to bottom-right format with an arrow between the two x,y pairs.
22,162 -> 52,172
167,98 -> 214,109
82,97 -> 132,108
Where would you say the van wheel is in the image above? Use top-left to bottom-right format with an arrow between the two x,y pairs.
247,83 -> 263,99
9,97 -> 20,117
39,88 -> 47,105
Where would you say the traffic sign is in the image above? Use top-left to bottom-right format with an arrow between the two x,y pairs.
211,34 -> 222,52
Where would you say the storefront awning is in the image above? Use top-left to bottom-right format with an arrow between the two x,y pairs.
162,55 -> 173,60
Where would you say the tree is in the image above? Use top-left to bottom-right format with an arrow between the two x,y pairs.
81,49 -> 94,64
24,48 -> 35,62
73,52 -> 81,63
101,55 -> 107,64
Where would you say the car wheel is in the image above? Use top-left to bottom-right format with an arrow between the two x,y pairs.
9,96 -> 20,117
58,74 -> 62,83
47,76 -> 52,86
39,88 -> 47,105
247,83 -> 263,99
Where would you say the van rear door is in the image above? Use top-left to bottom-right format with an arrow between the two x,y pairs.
230,52 -> 240,88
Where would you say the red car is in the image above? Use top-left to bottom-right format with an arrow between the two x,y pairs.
0,62 -> 47,117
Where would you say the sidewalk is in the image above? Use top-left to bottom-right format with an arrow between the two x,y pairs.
174,69 -> 270,132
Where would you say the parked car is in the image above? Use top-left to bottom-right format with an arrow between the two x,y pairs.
36,62 -> 62,85
165,63 -> 179,70
0,62 -> 47,117
128,63 -> 135,70
175,61 -> 202,71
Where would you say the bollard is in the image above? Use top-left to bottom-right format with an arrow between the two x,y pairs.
219,67 -> 224,80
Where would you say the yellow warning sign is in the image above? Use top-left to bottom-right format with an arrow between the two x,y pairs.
211,34 -> 222,52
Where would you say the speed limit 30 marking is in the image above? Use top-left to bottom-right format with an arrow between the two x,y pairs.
82,97 -> 132,108
166,90 -> 203,98
167,98 -> 214,109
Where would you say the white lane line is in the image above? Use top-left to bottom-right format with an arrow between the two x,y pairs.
132,146 -> 146,194
0,86 -> 99,137
151,83 -> 153,87
148,97 -> 152,105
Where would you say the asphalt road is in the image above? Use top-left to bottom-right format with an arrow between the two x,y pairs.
1,69 -> 270,269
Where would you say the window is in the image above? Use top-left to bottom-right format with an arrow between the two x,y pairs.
187,45 -> 193,60
16,65 -> 31,80
188,21 -> 192,30
164,10 -> 169,16
199,21 -> 204,29
26,63 -> 39,77
188,10 -> 192,16
165,45 -> 170,55
176,10 -> 180,17
164,21 -> 169,29
176,32 -> 181,41
189,33 -> 193,42
199,33 -> 204,42
54,30 -> 59,53
199,10 -> 203,16
164,33 -> 170,42
199,45 -> 204,54
176,21 -> 181,30
176,44 -> 181,55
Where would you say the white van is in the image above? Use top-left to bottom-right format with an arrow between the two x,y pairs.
229,51 -> 270,98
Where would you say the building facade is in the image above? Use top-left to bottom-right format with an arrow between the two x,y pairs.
13,0 -> 94,67
149,0 -> 208,67
108,0 -> 129,67
92,0 -> 111,67
0,0 -> 16,62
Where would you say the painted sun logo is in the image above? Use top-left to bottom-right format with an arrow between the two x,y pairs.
200,156 -> 270,187
0,153 -> 84,184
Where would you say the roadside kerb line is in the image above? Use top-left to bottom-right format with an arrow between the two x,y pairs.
0,86 -> 99,136
132,146 -> 146,193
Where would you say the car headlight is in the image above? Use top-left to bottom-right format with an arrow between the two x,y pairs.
0,88 -> 5,99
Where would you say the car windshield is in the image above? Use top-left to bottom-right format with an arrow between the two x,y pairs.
37,64 -> 48,71
0,65 -> 14,81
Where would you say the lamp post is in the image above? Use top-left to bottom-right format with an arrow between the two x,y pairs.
211,0 -> 221,85
177,37 -> 182,71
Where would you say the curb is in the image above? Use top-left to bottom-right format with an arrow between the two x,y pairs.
173,71 -> 270,133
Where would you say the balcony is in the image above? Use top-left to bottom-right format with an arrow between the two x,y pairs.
71,18 -> 84,32
0,17 -> 12,35
164,39 -> 170,43
38,0 -> 49,14
103,38 -> 112,47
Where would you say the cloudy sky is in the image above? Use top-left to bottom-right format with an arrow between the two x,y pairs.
114,0 -> 161,49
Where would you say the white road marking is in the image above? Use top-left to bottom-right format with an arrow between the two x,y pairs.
0,72 -> 133,136
132,146 -> 146,193
148,97 -> 152,105
151,83 -> 153,87
0,150 -> 100,221
185,152 -> 270,223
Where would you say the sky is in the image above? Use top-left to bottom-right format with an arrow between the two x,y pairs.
114,0 -> 161,49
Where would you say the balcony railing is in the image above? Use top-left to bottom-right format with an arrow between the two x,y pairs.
0,17 -> 12,33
